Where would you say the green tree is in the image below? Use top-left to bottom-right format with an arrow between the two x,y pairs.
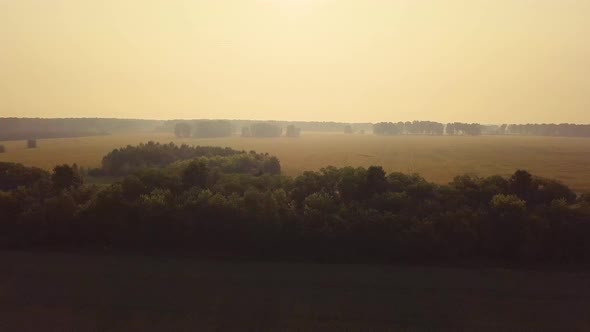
51,164 -> 83,192
262,156 -> 281,175
366,166 -> 387,195
509,169 -> 533,200
182,161 -> 209,189
485,194 -> 528,258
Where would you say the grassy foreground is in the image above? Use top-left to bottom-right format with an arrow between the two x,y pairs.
1,251 -> 589,331
2,132 -> 590,192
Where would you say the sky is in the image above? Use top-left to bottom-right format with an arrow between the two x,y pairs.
1,0 -> 589,123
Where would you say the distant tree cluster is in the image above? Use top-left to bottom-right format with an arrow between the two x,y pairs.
174,123 -> 192,138
193,120 -> 233,138
6,118 -> 590,141
0,118 -> 161,141
446,122 -> 482,136
505,124 -> 590,137
373,122 -> 403,135
372,122 -> 590,137
27,139 -> 37,148
373,121 -> 445,136
344,125 -> 354,134
1,145 -> 589,264
0,145 -> 5,153
481,124 -> 508,135
229,120 -> 373,133
100,142 -> 269,176
169,153 -> 281,176
285,125 -> 301,138
242,123 -> 283,138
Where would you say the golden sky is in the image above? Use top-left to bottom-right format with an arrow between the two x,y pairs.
1,0 -> 589,123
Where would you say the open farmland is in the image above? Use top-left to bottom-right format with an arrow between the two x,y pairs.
1,251 -> 589,331
1,132 -> 590,192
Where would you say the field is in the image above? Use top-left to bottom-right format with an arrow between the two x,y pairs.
2,132 -> 590,192
1,251 -> 589,331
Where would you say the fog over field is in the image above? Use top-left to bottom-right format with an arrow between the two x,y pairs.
2,1 -> 590,331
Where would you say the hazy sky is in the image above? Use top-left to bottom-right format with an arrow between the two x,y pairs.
1,0 -> 589,123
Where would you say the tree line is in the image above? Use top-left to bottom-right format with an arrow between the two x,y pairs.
374,121 -> 482,136
503,124 -> 590,137
1,143 -> 589,264
3,118 -> 590,141
0,118 -> 162,141
174,121 -> 304,138
373,122 -> 590,137
373,121 -> 447,136
174,120 -> 234,138
97,141 -> 279,176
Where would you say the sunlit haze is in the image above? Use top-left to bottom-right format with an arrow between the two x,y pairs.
1,0 -> 589,123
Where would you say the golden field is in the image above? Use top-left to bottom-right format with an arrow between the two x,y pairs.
1,132 -> 589,192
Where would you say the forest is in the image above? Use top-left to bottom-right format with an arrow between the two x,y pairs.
3,118 -> 590,141
1,142 -> 589,264
0,118 -> 163,141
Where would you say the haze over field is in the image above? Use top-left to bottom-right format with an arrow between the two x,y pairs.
2,0 -> 590,123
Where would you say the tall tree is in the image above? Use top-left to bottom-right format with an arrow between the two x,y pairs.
182,161 -> 209,189
51,164 -> 83,192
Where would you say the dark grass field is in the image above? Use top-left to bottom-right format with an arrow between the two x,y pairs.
1,252 -> 590,331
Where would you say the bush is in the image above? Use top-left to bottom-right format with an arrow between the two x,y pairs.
27,139 -> 37,148
0,145 -> 5,153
